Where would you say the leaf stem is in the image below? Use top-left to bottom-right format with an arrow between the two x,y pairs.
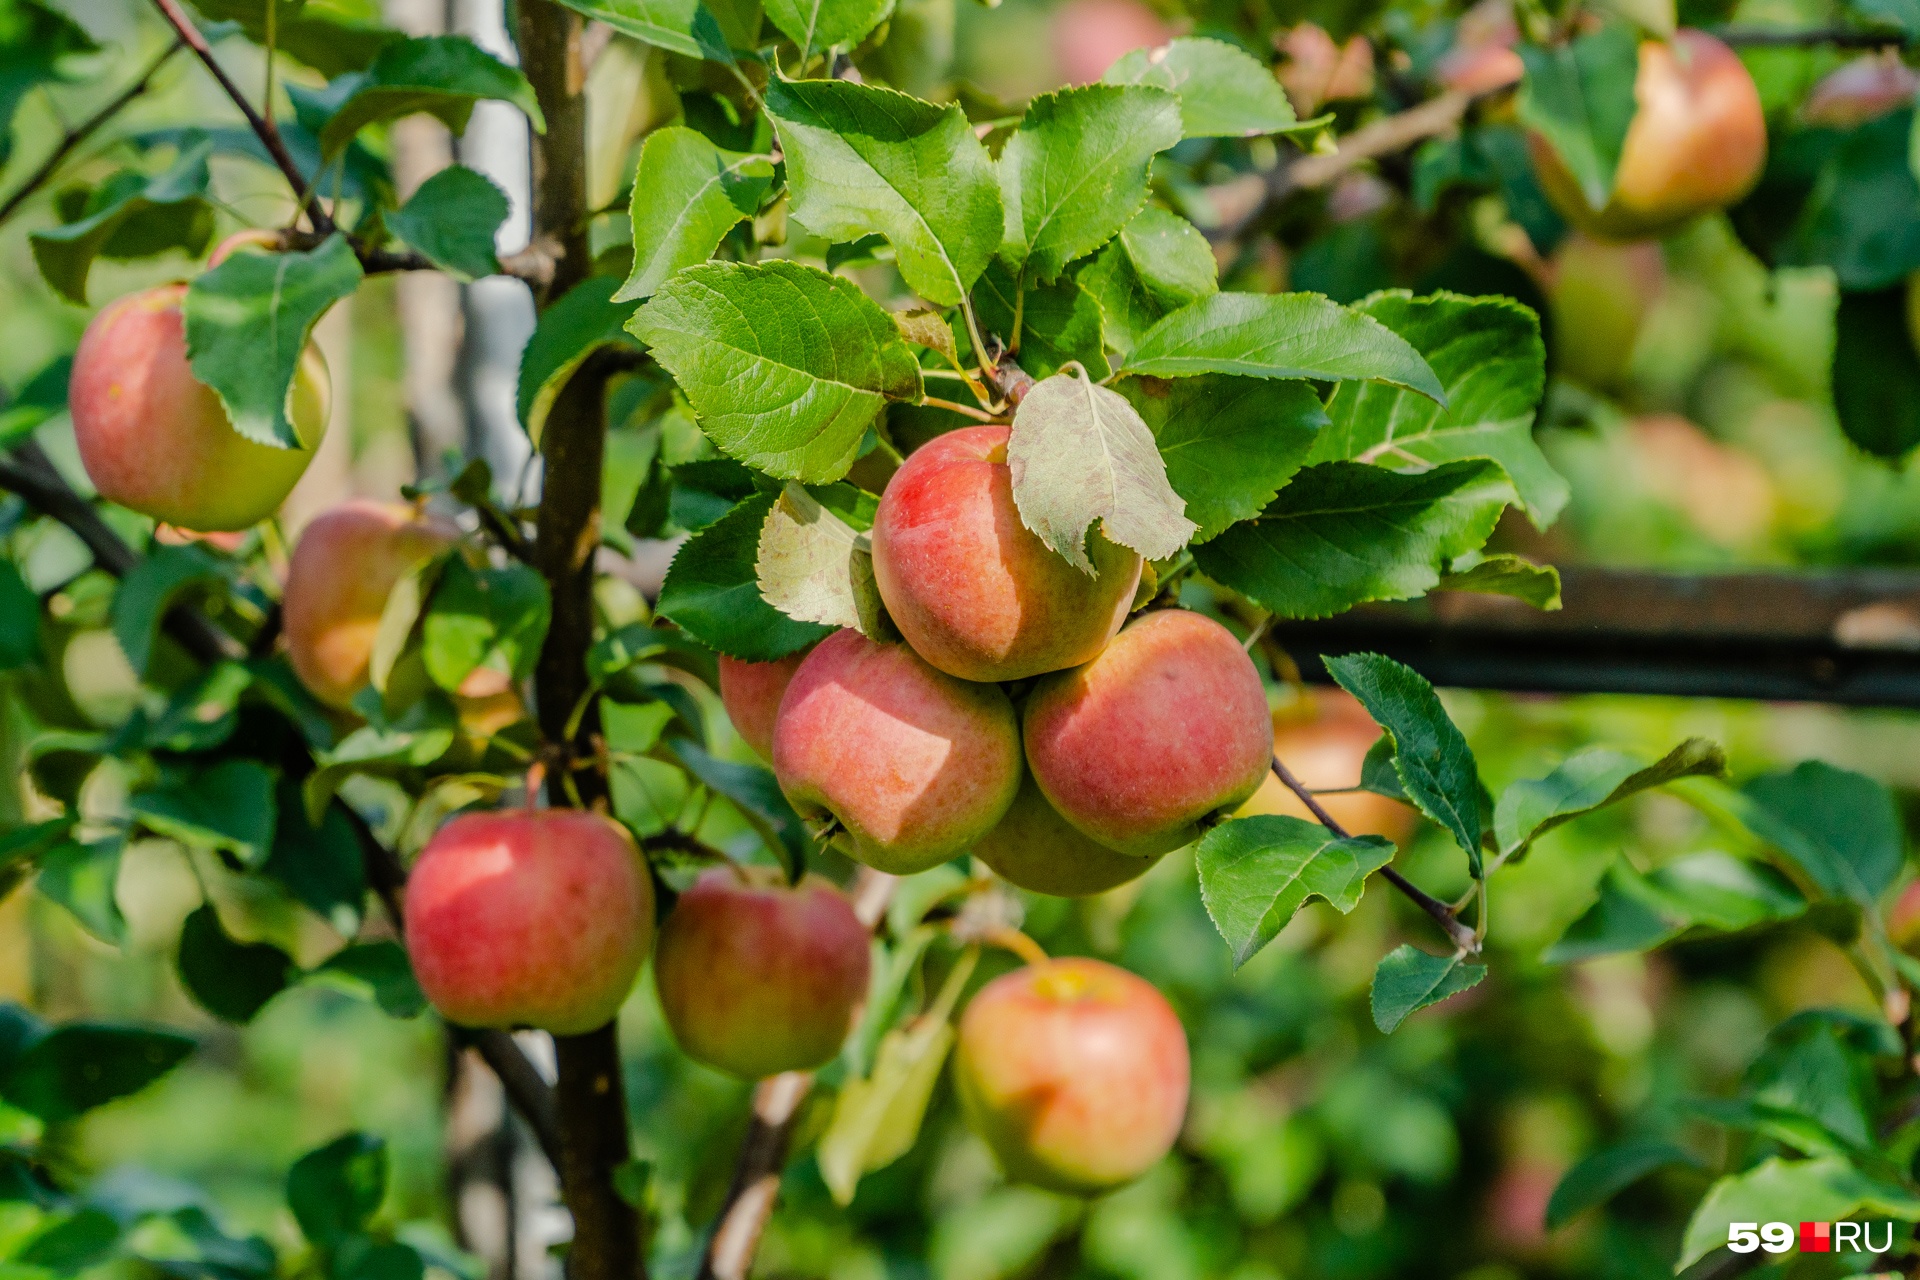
921,395 -> 1005,423
958,294 -> 997,382
1008,272 -> 1026,356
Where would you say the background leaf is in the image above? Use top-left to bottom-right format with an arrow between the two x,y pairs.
1736,760 -> 1906,905
421,558 -> 551,692
30,142 -> 214,304
552,0 -> 737,60
971,261 -> 1107,379
1677,1157 -> 1920,1270
1545,1140 -> 1696,1229
516,274 -> 640,441
764,0 -> 891,58
131,761 -> 278,867
1,1023 -> 195,1122
286,1134 -> 387,1249
317,37 -> 543,158
1495,740 -> 1727,857
1515,25 -> 1640,210
386,164 -> 505,282
174,905 -> 293,1024
1102,37 -> 1302,139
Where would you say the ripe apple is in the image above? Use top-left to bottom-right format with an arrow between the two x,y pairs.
69,283 -> 330,531
1530,31 -> 1765,241
717,650 -> 810,760
1050,0 -> 1171,85
1548,234 -> 1665,389
973,770 -> 1164,897
283,500 -> 459,709
1024,610 -> 1273,855
653,866 -> 871,1078
404,808 -> 653,1035
773,629 -> 1021,874
871,425 -> 1141,684
1236,691 -> 1417,842
953,957 -> 1189,1194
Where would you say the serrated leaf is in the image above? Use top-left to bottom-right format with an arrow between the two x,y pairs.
386,164 -> 506,282
1496,740 -> 1725,858
767,77 -> 1000,307
175,904 -> 293,1024
517,274 -> 641,442
1678,1157 -> 1920,1271
1436,554 -> 1561,608
30,141 -> 215,304
1515,25 -> 1640,211
1196,814 -> 1395,969
657,492 -> 836,660
1102,36 -> 1301,139
1119,375 -> 1324,543
183,234 -> 362,449
1007,365 -> 1196,572
1078,205 -> 1217,355
555,0 -> 737,60
317,36 -> 544,158
1370,944 -> 1485,1033
1327,652 -> 1484,873
1190,459 -> 1513,619
765,0 -> 890,57
972,260 -> 1107,380
615,127 -> 772,303
1545,1140 -> 1696,1229
131,760 -> 279,867
421,557 -> 551,692
1125,293 -> 1445,403
756,483 -> 886,635
999,84 -> 1183,283
1736,761 -> 1906,906
892,310 -> 957,366
1,1020 -> 194,1122
631,260 -> 923,482
1313,292 -> 1564,528
818,1015 -> 953,1205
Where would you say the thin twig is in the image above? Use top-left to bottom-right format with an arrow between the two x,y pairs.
0,37 -> 186,226
1269,756 -> 1480,952
920,396 -> 1004,424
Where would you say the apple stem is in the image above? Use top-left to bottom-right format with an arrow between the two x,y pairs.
524,762 -> 546,810
983,925 -> 1052,969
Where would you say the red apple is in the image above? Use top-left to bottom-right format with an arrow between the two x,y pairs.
69,283 -> 330,531
283,500 -> 460,709
1024,610 -> 1273,855
653,866 -> 871,1078
405,809 -> 653,1035
871,425 -> 1140,684
973,769 -> 1164,897
953,957 -> 1189,1193
1050,0 -> 1172,85
717,651 -> 810,760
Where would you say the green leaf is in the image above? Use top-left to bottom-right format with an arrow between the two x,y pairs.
310,942 -> 426,1018
766,77 -> 1000,307
1779,111 -> 1920,292
1833,285 -> 1920,458
421,558 -> 551,692
1743,1013 -> 1884,1149
631,260 -> 923,482
1436,554 -> 1561,609
1196,814 -> 1395,969
0,2 -> 97,168
30,142 -> 215,304
1077,205 -> 1218,356
317,36 -> 544,158
1119,375 -> 1324,543
999,84 -> 1183,283
1327,652 -> 1484,873
552,0 -> 736,61
1495,739 -> 1727,857
764,0 -> 890,58
603,699 -> 678,755
0,560 -> 38,668
1,1022 -> 195,1122
264,791 -> 367,937
1124,293 -> 1446,402
37,837 -> 125,945
18,1207 -> 122,1273
1190,459 -> 1513,619
302,706 -> 459,823
516,274 -> 641,442
131,761 -> 278,867
190,0 -> 403,77
1738,761 -> 1906,905
184,234 -> 363,450
175,904 -> 293,1024
0,353 -> 74,449
1545,1140 -> 1696,1229
1684,1097 -> 1860,1161
1370,944 -> 1486,1033
818,1013 -> 953,1205
1544,853 -> 1806,962
111,544 -> 229,678
1515,24 -> 1640,211
1101,36 -> 1301,139
1312,292 -> 1565,528
1007,365 -> 1197,571
666,736 -> 812,875
971,261 -> 1107,380
615,127 -> 773,304
756,483 -> 887,636
287,1134 -> 387,1249
1678,1157 -> 1920,1270
657,492 -> 836,660
386,164 -> 505,282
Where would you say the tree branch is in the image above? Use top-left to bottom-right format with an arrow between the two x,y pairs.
1268,757 -> 1480,952
0,36 -> 186,226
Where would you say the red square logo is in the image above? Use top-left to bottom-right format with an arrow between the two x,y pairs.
1800,1222 -> 1831,1252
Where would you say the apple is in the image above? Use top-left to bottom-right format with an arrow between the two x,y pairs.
69,283 -> 330,531
773,629 -> 1021,874
653,866 -> 871,1078
953,957 -> 1189,1193
717,650 -> 810,760
1548,234 -> 1665,389
1023,610 -> 1273,855
871,425 -> 1141,684
1050,0 -> 1172,85
404,808 -> 653,1035
283,500 -> 459,709
973,769 -> 1164,897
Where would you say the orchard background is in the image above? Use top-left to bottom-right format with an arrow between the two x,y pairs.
6,0 -> 1920,1277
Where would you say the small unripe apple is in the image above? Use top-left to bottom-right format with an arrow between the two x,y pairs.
954,957 -> 1189,1194
284,500 -> 459,709
773,629 -> 1021,874
405,809 -> 653,1035
871,425 -> 1141,683
1548,234 -> 1665,389
717,650 -> 810,760
1530,31 -> 1765,241
1024,610 -> 1272,855
69,283 -> 330,531
653,866 -> 871,1078
1236,691 -> 1416,843
974,770 -> 1163,897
